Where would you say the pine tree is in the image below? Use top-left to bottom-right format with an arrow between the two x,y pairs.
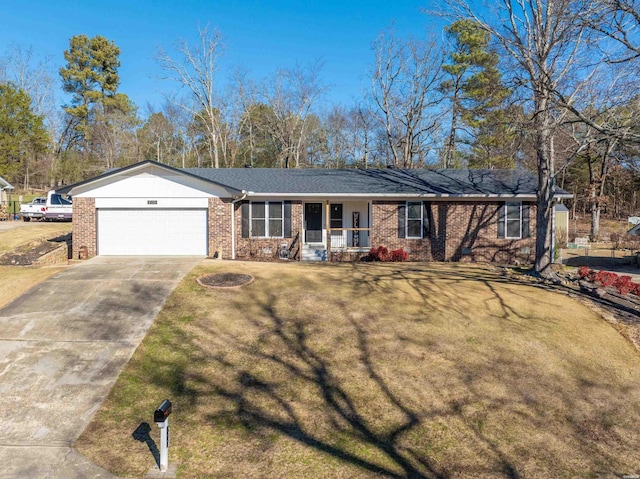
0,83 -> 48,185
441,19 -> 514,169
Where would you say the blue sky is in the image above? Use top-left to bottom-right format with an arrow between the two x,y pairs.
0,0 -> 437,115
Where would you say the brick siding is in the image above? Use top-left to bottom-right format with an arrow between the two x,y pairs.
235,201 -> 304,261
72,197 -> 96,259
371,200 -> 536,264
208,197 -> 232,259
73,196 -> 535,265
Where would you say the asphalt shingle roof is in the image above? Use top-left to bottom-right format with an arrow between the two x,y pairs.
57,160 -> 571,198
185,167 -> 557,197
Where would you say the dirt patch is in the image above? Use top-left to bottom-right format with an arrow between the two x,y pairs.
197,272 -> 254,288
0,233 -> 71,265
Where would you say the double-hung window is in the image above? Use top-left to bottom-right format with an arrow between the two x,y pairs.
250,201 -> 283,237
505,202 -> 522,239
407,202 -> 423,239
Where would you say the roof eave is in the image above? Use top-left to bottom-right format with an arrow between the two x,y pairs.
243,192 -> 541,199
57,160 -> 242,196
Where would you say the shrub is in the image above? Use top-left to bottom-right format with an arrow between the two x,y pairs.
577,266 -> 592,278
615,275 -> 633,295
582,269 -> 640,296
365,246 -> 409,262
594,270 -> 618,288
390,249 -> 409,262
369,246 -> 390,262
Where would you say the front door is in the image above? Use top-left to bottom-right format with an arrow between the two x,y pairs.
305,203 -> 323,243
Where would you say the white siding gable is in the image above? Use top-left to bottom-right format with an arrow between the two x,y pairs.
74,168 -> 231,200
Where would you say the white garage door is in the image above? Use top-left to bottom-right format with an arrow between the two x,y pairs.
98,209 -> 208,256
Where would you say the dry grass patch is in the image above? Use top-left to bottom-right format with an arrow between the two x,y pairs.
0,222 -> 71,255
0,265 -> 68,308
77,262 -> 640,478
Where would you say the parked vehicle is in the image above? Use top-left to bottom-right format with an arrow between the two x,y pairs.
43,191 -> 72,221
19,191 -> 72,222
19,197 -> 47,221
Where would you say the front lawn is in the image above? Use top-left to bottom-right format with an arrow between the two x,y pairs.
0,222 -> 71,255
77,262 -> 640,478
0,265 -> 68,308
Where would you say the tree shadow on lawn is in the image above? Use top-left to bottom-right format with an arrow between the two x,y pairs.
156,264 -> 640,478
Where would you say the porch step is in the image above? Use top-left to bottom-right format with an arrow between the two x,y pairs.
301,245 -> 327,261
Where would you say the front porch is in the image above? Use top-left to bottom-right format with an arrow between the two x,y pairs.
301,200 -> 371,261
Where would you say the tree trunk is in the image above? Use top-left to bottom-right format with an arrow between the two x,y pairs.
533,95 -> 554,275
590,201 -> 600,241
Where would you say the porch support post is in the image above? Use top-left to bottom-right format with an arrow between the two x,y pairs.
325,200 -> 330,259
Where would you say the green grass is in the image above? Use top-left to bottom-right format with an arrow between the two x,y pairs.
77,262 -> 640,478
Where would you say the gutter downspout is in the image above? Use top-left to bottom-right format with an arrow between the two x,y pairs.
231,190 -> 248,260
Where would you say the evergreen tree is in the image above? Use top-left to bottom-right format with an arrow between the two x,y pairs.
0,83 -> 48,186
60,34 -> 121,146
441,19 -> 513,168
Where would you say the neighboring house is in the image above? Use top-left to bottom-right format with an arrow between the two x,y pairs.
554,204 -> 570,245
58,160 -> 571,263
0,176 -> 14,205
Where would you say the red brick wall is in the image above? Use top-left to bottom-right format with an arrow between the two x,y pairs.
371,200 -> 536,264
208,197 -> 232,259
235,201 -> 303,260
72,197 -> 96,259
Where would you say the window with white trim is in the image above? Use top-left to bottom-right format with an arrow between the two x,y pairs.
250,201 -> 283,237
406,201 -> 423,238
505,202 -> 522,239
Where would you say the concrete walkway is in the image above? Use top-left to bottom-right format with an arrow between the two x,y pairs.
0,256 -> 202,479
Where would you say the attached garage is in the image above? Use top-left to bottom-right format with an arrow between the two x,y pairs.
97,208 -> 208,256
59,162 -> 239,259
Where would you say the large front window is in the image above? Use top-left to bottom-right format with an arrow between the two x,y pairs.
505,202 -> 522,239
407,202 -> 423,238
251,201 -> 283,237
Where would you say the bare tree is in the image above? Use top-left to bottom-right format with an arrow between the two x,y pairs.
258,63 -> 326,168
443,0 -> 603,274
157,26 -> 225,168
370,29 -> 445,168
0,43 -> 59,188
586,0 -> 640,63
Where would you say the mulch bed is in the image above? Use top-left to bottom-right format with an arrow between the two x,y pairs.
197,273 -> 254,288
0,233 -> 72,266
0,241 -> 60,265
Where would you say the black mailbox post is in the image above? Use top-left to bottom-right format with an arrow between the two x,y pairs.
154,399 -> 172,423
154,399 -> 172,472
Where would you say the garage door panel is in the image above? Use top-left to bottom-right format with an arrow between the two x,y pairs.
98,209 -> 207,256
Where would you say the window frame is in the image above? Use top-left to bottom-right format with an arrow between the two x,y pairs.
406,201 -> 423,239
330,203 -> 343,229
504,201 -> 522,239
250,201 -> 284,238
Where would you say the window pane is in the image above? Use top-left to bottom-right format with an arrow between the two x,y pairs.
268,202 -> 282,219
330,204 -> 342,228
506,220 -> 521,238
506,203 -> 521,220
251,219 -> 265,237
407,202 -> 422,219
330,204 -> 342,221
407,220 -> 422,238
252,202 -> 265,219
269,219 -> 283,237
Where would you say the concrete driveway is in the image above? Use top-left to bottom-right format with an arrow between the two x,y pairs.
0,256 -> 201,479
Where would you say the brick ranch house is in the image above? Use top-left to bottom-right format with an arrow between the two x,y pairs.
58,160 -> 571,263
